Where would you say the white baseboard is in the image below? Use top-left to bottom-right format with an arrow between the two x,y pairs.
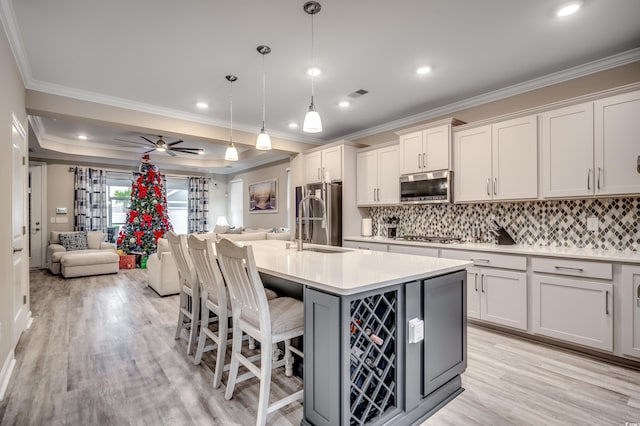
0,349 -> 16,401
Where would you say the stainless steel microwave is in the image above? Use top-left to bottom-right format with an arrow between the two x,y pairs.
400,171 -> 452,204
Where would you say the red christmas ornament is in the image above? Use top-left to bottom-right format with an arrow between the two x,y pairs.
154,185 -> 162,198
147,170 -> 156,183
138,184 -> 148,198
134,231 -> 145,244
142,213 -> 153,228
156,204 -> 164,216
154,230 -> 164,242
129,211 -> 139,223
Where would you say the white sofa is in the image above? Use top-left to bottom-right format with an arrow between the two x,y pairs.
47,231 -> 118,278
146,229 -> 290,296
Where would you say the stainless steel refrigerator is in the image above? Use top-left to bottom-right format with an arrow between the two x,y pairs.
295,182 -> 342,246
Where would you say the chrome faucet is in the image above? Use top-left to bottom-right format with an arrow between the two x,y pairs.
297,194 -> 328,251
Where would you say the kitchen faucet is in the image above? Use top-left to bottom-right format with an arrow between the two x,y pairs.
297,193 -> 328,251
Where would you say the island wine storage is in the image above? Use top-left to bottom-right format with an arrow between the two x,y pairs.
303,270 -> 467,426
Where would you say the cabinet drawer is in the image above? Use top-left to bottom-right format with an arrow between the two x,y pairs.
388,244 -> 439,257
343,240 -> 388,252
531,257 -> 612,280
440,249 -> 526,271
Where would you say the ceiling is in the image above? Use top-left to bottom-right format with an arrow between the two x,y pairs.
2,0 -> 640,173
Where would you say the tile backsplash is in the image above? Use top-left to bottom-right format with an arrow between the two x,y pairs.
368,197 -> 639,251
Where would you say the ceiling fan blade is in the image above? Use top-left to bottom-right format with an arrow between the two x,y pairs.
168,140 -> 184,146
172,147 -> 201,151
166,150 -> 177,157
143,148 -> 155,154
140,136 -> 157,146
114,138 -> 150,146
172,148 -> 199,155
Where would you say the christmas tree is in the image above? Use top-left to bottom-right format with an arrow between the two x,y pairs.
117,155 -> 173,254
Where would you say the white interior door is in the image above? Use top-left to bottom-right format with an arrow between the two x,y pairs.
29,164 -> 46,269
12,116 -> 28,346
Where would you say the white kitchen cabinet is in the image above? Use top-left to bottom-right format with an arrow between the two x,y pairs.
594,90 -> 640,196
305,145 -> 343,184
399,125 -> 450,174
532,274 -> 613,351
621,265 -> 640,359
541,102 -> 594,198
454,115 -> 537,202
356,145 -> 399,205
466,267 -> 527,330
342,240 -> 388,252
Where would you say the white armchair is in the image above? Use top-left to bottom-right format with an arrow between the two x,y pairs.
147,238 -> 180,296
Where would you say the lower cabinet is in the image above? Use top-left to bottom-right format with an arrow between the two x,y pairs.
388,244 -> 439,258
532,274 -> 613,351
621,265 -> 640,359
466,267 -> 527,330
343,240 -> 388,252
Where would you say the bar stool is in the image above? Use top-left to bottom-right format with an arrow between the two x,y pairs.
215,239 -> 304,426
167,231 -> 200,355
187,234 -> 231,387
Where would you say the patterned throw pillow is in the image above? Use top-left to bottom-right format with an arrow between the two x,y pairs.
59,231 -> 89,251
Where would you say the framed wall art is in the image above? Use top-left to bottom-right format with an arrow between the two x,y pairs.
248,178 -> 278,213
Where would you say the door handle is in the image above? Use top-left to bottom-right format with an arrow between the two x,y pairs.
422,153 -> 426,168
418,153 -> 421,169
587,168 -> 591,191
605,290 -> 609,316
554,266 -> 583,273
636,282 -> 640,307
474,273 -> 478,292
486,178 -> 490,196
376,188 -> 380,201
597,167 -> 601,191
13,248 -> 23,253
493,177 -> 497,195
471,258 -> 490,263
481,275 -> 485,293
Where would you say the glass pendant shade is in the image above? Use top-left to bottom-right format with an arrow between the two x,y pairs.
224,143 -> 238,161
256,129 -> 272,150
303,102 -> 323,133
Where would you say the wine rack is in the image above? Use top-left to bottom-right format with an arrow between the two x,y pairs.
349,290 -> 397,425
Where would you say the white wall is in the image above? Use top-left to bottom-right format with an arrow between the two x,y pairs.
227,159 -> 291,229
208,177 -> 229,228
0,18 -> 27,394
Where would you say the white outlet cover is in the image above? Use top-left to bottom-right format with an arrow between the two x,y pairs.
587,216 -> 599,232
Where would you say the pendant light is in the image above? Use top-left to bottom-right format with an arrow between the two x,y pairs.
303,1 -> 322,133
224,75 -> 239,162
256,45 -> 272,150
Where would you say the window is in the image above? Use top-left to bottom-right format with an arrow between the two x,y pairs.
229,179 -> 243,228
107,175 -> 132,228
166,177 -> 188,234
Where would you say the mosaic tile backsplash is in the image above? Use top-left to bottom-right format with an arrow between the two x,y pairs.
369,197 -> 639,251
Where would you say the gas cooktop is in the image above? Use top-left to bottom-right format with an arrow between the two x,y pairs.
397,235 -> 462,244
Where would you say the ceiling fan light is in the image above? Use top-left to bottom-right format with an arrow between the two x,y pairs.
256,129 -> 272,150
303,103 -> 322,133
156,146 -> 166,152
225,143 -> 239,161
197,149 -> 204,155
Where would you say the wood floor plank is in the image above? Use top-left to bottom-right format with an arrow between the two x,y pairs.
2,270 -> 640,425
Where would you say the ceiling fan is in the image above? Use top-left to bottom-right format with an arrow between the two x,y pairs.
114,135 -> 204,157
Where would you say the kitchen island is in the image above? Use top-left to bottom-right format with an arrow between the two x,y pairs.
238,240 -> 472,426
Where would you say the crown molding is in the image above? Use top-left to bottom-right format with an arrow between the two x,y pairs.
0,0 -> 32,85
335,48 -> 640,142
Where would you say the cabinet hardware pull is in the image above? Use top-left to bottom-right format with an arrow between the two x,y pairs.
422,153 -> 426,168
13,247 -> 23,253
471,258 -> 490,263
636,283 -> 640,308
486,178 -> 490,196
418,153 -> 421,169
587,168 -> 591,190
605,290 -> 609,315
358,246 -> 370,250
481,275 -> 485,293
554,266 -> 583,272
377,188 -> 380,201
493,177 -> 497,195
474,273 -> 478,292
597,167 -> 601,191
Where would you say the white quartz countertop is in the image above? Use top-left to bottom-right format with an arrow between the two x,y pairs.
344,236 -> 640,264
236,240 -> 471,296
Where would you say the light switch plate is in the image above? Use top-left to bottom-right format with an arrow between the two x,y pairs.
587,216 -> 599,232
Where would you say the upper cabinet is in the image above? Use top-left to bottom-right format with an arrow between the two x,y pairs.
305,145 -> 343,184
357,144 -> 399,206
541,89 -> 640,198
454,115 -> 538,202
594,90 -> 640,196
397,119 -> 464,175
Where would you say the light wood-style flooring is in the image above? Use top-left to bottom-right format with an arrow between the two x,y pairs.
1,269 -> 640,425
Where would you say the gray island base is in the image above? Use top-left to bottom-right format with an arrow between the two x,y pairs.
239,240 -> 471,426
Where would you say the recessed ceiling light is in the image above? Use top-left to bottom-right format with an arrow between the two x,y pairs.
307,67 -> 321,77
196,101 -> 209,109
338,101 -> 350,108
556,1 -> 583,17
416,66 -> 432,75
288,122 -> 299,129
78,134 -> 88,140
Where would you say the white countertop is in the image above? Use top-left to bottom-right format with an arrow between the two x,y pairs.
235,240 -> 471,296
344,236 -> 640,264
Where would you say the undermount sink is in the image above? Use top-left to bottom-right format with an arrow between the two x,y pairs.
303,246 -> 352,254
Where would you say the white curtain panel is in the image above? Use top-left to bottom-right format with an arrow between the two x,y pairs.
74,167 -> 108,232
188,177 -> 210,233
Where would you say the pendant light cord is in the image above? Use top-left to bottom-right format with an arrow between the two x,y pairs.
262,53 -> 266,129
229,80 -> 234,144
310,12 -> 315,103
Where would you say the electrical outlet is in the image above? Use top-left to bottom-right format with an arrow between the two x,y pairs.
587,216 -> 599,232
